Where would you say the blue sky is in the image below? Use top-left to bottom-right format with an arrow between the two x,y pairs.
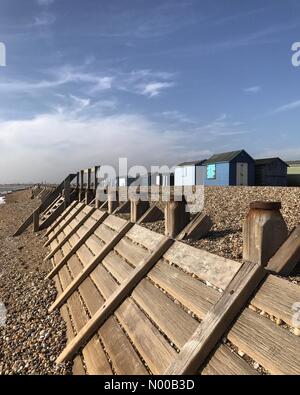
0,0 -> 300,182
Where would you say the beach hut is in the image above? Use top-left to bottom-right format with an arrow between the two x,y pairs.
255,158 -> 288,186
287,161 -> 300,186
174,160 -> 206,186
204,150 -> 255,186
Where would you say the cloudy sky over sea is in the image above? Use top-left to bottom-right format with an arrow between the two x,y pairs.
0,0 -> 300,182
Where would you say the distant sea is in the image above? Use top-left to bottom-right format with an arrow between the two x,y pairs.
0,184 -> 33,203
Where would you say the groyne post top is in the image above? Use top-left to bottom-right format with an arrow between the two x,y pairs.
243,201 -> 288,266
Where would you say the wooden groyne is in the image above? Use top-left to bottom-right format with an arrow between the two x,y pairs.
13,167 -> 300,375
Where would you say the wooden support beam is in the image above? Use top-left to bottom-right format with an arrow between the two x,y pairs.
44,203 -> 85,247
113,200 -> 130,214
80,170 -> 84,190
137,204 -> 164,224
45,210 -> 108,275
267,225 -> 300,275
13,173 -> 76,236
87,168 -> 91,190
40,194 -> 61,217
177,213 -> 213,241
93,166 -> 100,191
64,175 -> 71,209
85,190 -> 94,204
33,208 -> 40,232
49,221 -> 134,308
99,200 -> 108,210
39,200 -> 66,230
44,207 -> 95,259
164,261 -> 266,374
56,236 -> 173,364
44,200 -> 78,238
89,198 -> 96,207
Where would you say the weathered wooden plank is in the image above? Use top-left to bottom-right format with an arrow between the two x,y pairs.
148,260 -> 220,319
76,244 -> 95,264
126,224 -> 164,252
99,316 -> 148,375
250,275 -> 300,327
104,215 -> 127,232
92,209 -> 107,222
85,234 -> 105,256
76,225 -> 91,239
54,274 -> 86,375
44,205 -> 93,254
91,265 -> 119,299
94,224 -> 117,244
165,262 -> 265,374
102,252 -> 133,283
116,298 -> 177,374
266,225 -> 300,275
228,308 -> 300,375
49,222 -> 133,312
45,200 -> 78,237
39,200 -> 67,230
56,237 -> 173,364
46,211 -> 107,277
201,344 -> 259,375
164,241 -> 242,290
114,238 -> 148,266
132,278 -> 199,348
59,263 -> 112,375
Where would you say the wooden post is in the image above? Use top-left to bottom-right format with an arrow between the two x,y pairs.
79,170 -> 84,201
165,195 -> 190,239
108,188 -> 119,214
93,166 -> 99,192
84,169 -> 92,204
87,168 -> 91,190
64,175 -> 71,209
243,201 -> 288,266
76,172 -> 79,189
33,208 -> 40,232
130,198 -> 149,223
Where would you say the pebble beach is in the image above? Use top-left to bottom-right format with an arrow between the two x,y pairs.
0,189 -> 71,375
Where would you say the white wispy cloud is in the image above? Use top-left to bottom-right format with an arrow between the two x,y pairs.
0,65 -> 175,98
33,13 -> 56,26
161,110 -> 195,124
140,82 -> 175,97
271,99 -> 300,114
196,114 -> 249,136
244,86 -> 261,94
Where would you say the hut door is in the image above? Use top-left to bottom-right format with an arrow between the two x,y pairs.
236,163 -> 248,186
